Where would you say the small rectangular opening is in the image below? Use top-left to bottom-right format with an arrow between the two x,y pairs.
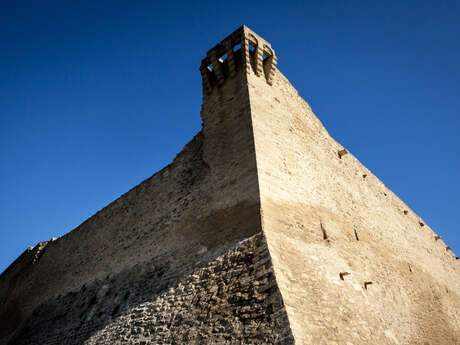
320,222 -> 328,240
207,64 -> 214,71
339,272 -> 350,280
338,149 -> 348,158
219,53 -> 228,63
354,229 -> 360,241
249,43 -> 256,53
233,43 -> 241,52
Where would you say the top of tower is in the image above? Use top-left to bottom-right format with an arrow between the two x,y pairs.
200,25 -> 278,94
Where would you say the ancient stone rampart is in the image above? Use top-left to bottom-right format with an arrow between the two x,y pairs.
0,26 -> 295,344
8,234 -> 293,345
1,25 -> 459,345
248,65 -> 460,344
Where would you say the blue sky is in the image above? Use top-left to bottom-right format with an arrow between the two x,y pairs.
1,1 -> 459,273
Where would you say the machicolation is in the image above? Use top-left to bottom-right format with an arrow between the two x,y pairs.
1,25 -> 459,345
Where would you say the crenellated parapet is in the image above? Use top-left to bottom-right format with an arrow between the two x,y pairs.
200,25 -> 277,94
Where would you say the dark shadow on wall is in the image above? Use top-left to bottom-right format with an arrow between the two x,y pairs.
8,232 -> 295,345
0,128 -> 258,343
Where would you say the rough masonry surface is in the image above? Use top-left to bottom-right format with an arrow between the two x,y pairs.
1,25 -> 459,345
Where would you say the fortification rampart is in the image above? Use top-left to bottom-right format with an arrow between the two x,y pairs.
1,25 -> 459,345
248,67 -> 460,344
0,26 -> 296,344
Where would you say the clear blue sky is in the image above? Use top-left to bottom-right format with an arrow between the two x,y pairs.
1,1 -> 459,273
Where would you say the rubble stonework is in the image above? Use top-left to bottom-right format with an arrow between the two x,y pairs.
1,25 -> 459,345
7,234 -> 293,345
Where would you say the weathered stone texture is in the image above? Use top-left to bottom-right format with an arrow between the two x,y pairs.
1,25 -> 459,344
249,69 -> 460,344
0,28 -> 280,342
8,234 -> 293,345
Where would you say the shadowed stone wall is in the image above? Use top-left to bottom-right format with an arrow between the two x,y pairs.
0,26 -> 295,344
2,25 -> 459,345
7,234 -> 294,345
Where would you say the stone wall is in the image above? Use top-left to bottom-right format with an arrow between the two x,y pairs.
2,25 -> 458,345
7,234 -> 294,345
0,33 -> 292,343
249,67 -> 460,344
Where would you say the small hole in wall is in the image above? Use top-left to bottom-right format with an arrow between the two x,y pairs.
263,54 -> 269,62
362,174 -> 367,179
403,210 -> 408,215
219,53 -> 228,63
207,64 -> 214,71
338,149 -> 348,159
233,43 -> 241,52
446,246 -> 451,251
354,229 -> 360,241
434,235 -> 441,241
419,222 -> 424,227
339,272 -> 350,280
364,281 -> 373,290
249,43 -> 256,52
408,263 -> 413,272
320,222 -> 328,240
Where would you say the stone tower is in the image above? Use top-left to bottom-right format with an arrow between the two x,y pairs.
1,25 -> 459,345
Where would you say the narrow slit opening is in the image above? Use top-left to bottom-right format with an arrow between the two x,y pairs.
320,222 -> 328,240
233,43 -> 241,52
354,229 -> 360,241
